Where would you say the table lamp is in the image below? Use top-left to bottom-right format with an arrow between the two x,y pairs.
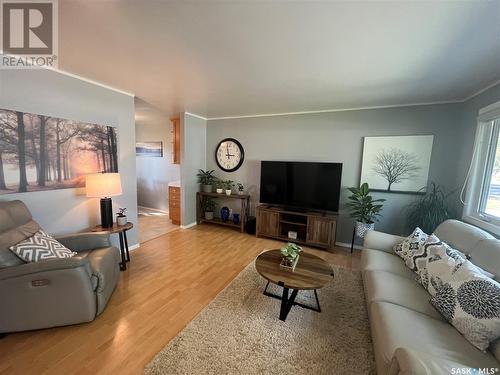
86,173 -> 122,228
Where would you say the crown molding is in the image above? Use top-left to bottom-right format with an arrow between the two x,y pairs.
205,100 -> 461,121
184,112 -> 208,121
461,78 -> 500,103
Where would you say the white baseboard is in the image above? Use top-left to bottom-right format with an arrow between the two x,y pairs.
181,222 -> 197,229
138,205 -> 168,214
129,244 -> 140,251
335,241 -> 363,251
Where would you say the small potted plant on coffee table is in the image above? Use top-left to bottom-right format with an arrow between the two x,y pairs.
280,242 -> 302,271
346,182 -> 385,238
202,198 -> 216,220
196,169 -> 215,193
224,180 -> 234,195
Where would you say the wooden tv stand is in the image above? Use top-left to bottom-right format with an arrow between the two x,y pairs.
256,205 -> 338,250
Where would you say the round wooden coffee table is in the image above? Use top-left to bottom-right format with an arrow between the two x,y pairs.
255,249 -> 334,321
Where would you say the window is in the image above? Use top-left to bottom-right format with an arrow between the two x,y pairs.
463,101 -> 500,235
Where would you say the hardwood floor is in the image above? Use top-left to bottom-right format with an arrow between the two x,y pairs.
138,207 -> 179,243
0,225 -> 360,375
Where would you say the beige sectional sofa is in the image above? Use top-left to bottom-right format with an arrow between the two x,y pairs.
362,219 -> 500,374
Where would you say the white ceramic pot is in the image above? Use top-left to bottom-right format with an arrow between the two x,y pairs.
355,221 -> 374,238
238,190 -> 244,195
205,211 -> 214,220
117,216 -> 127,226
216,188 -> 224,194
225,189 -> 232,195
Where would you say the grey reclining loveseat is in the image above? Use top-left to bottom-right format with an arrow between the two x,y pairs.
0,200 -> 120,332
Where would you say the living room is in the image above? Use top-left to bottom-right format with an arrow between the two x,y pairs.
0,1 -> 499,374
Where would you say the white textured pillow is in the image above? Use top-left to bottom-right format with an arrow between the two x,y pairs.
430,260 -> 500,351
393,227 -> 428,266
9,230 -> 76,262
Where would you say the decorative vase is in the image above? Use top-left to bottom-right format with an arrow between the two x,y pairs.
117,215 -> 127,226
220,206 -> 230,222
216,188 -> 223,194
225,189 -> 232,195
202,184 -> 212,193
205,211 -> 214,220
238,190 -> 244,195
232,213 -> 240,225
355,221 -> 374,238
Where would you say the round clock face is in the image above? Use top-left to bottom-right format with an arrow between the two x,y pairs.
215,138 -> 244,172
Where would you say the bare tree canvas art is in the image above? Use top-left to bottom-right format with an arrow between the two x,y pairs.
0,109 -> 118,195
360,136 -> 433,193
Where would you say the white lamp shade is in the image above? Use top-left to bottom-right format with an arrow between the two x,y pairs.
86,173 -> 122,198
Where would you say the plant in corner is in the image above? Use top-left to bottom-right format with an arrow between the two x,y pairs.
280,242 -> 302,269
196,169 -> 216,193
406,182 -> 455,234
347,182 -> 385,238
202,198 -> 216,220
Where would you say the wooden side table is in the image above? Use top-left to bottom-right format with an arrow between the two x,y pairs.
91,222 -> 133,271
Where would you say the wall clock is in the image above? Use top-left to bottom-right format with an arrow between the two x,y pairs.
215,138 -> 244,172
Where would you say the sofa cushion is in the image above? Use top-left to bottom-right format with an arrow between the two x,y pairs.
0,220 -> 40,268
430,260 -> 500,351
370,301 -> 499,374
363,270 -> 444,320
435,220 -> 494,254
9,230 -> 76,262
470,239 -> 500,280
361,249 -> 414,280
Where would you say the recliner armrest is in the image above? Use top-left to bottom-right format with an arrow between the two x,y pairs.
0,257 -> 92,280
55,232 -> 111,252
363,230 -> 405,254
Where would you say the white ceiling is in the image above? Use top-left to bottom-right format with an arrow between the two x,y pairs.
59,0 -> 500,118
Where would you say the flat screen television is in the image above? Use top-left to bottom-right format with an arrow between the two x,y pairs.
259,161 -> 343,212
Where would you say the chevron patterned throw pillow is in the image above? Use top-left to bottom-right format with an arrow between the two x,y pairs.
9,230 -> 77,263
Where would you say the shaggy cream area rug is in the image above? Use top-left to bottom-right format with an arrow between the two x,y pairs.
145,262 -> 375,374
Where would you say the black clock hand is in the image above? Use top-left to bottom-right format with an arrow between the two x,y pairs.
226,144 -> 231,159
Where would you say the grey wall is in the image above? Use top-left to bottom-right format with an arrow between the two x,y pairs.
180,113 -> 207,225
0,69 -> 139,246
135,100 -> 180,211
206,104 -> 466,244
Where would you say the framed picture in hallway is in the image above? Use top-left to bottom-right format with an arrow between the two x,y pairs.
136,141 -> 163,157
0,108 -> 118,195
360,135 -> 434,194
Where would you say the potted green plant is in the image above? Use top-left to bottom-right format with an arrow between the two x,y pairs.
215,178 -> 224,194
196,169 -> 215,193
406,182 -> 455,234
280,242 -> 302,271
224,180 -> 234,195
202,198 -> 216,220
116,207 -> 127,226
236,183 -> 244,195
347,182 -> 385,238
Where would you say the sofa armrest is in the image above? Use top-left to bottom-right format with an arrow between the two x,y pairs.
389,347 -> 478,375
363,230 -> 405,254
0,257 -> 92,280
55,232 -> 111,252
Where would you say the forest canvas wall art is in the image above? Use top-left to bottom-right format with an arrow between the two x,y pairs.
0,109 -> 118,195
360,135 -> 434,194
